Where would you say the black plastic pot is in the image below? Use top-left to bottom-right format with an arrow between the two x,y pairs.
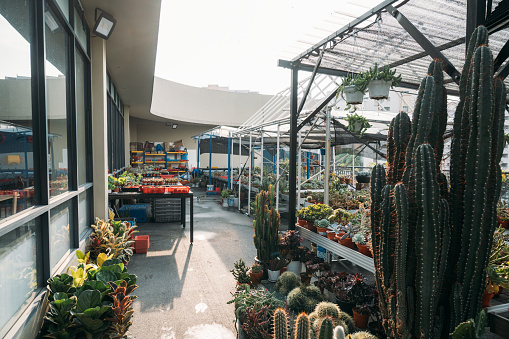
355,175 -> 371,184
335,296 -> 356,315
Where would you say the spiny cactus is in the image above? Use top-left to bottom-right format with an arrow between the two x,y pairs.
287,285 -> 324,314
318,317 -> 334,339
274,271 -> 302,296
253,185 -> 281,263
370,26 -> 505,338
315,302 -> 341,319
273,308 -> 289,339
274,309 -> 346,339
346,332 -> 377,339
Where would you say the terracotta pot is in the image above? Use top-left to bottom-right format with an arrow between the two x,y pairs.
353,308 -> 369,329
481,291 -> 494,308
298,218 -> 307,227
334,232 -> 346,243
357,244 -> 372,257
326,231 -> 336,241
316,227 -> 328,236
113,188 -> 120,192
345,178 -> 352,185
250,271 -> 263,285
307,221 -> 317,233
310,155 -> 315,159
339,237 -> 355,249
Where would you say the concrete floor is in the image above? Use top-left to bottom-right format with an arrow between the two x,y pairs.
128,189 -> 256,339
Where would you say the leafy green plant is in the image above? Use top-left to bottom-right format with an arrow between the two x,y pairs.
106,280 -> 138,338
221,188 -> 233,199
345,112 -> 371,137
88,219 -> 136,264
336,73 -> 368,100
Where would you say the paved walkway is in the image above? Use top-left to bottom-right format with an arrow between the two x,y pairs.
128,189 -> 256,339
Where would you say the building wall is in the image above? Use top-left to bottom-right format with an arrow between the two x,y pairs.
150,77 -> 272,126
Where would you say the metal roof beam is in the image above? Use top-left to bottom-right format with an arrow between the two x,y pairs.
386,5 -> 461,85
494,39 -> 509,71
297,48 -> 325,117
291,0 -> 400,63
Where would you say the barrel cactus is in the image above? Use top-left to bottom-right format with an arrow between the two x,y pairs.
253,185 -> 281,263
370,26 -> 505,338
274,271 -> 302,296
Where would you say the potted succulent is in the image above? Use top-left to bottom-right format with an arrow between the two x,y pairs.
333,273 -> 371,316
296,207 -> 308,227
279,230 -> 304,275
231,259 -> 252,287
249,263 -> 263,285
305,204 -> 334,232
337,73 -> 368,105
483,228 -> 509,307
315,219 -> 330,237
221,188 -> 232,207
364,63 -> 402,100
355,171 -> 371,184
267,257 -> 288,282
345,112 -> 371,137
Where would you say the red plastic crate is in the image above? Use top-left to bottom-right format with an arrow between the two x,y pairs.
169,186 -> 190,194
134,235 -> 149,253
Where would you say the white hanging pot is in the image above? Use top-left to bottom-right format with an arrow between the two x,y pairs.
267,269 -> 281,282
350,121 -> 363,133
368,79 -> 391,100
343,85 -> 364,104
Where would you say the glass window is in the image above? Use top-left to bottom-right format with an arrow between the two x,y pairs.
0,1 -> 35,221
78,189 -> 91,237
0,220 -> 41,337
45,3 -> 69,197
49,200 -> 72,270
74,7 -> 87,53
76,51 -> 88,185
54,0 -> 69,20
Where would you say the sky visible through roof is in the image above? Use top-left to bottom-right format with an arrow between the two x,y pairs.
154,0 -> 379,95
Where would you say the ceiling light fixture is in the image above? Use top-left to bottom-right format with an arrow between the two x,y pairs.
93,8 -> 116,40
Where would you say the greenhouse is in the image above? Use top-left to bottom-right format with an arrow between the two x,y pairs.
1,0 -> 509,338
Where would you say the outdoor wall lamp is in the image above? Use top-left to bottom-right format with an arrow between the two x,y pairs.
93,8 -> 116,40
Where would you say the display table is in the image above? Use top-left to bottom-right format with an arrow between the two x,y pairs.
108,191 -> 194,243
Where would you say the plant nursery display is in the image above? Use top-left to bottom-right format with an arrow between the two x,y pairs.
370,26 -> 506,338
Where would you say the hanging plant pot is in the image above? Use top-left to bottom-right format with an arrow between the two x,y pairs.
368,79 -> 391,99
343,85 -> 364,104
350,122 -> 363,133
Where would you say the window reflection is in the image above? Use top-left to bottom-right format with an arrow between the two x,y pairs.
0,1 -> 35,220
45,4 -> 69,197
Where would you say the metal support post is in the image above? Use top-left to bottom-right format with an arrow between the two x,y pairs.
289,67 -> 298,229
260,131 -> 264,188
197,139 -> 200,171
208,135 -> 212,185
466,0 -> 486,53
352,144 -> 355,185
238,135 -> 242,211
227,132 -> 231,189
307,152 -> 310,179
332,145 -> 336,174
276,124 -> 280,210
298,130 -> 302,208
324,108 -> 331,205
248,132 -> 252,215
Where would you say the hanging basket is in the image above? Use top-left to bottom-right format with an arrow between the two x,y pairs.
350,121 -> 364,133
368,79 -> 390,100
343,85 -> 364,104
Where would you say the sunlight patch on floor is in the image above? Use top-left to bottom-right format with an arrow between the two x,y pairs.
183,323 -> 235,339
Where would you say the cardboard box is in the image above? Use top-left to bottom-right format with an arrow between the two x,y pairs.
164,142 -> 174,152
130,142 -> 143,151
173,140 -> 184,148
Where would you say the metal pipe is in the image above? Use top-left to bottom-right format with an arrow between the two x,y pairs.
228,132 -> 231,189
238,135 -> 241,211
298,130 -> 302,208
324,108 -> 331,205
260,130 -> 264,188
248,132 -> 252,215
208,135 -> 212,186
276,124 -> 280,210
289,68 -> 298,229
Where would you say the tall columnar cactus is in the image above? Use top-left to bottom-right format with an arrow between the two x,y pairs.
273,308 -> 347,339
253,185 -> 281,262
370,26 -> 505,338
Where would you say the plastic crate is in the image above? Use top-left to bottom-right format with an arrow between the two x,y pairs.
118,204 -> 148,223
169,186 -> 190,194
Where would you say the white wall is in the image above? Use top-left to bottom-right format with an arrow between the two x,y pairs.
150,77 -> 272,126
